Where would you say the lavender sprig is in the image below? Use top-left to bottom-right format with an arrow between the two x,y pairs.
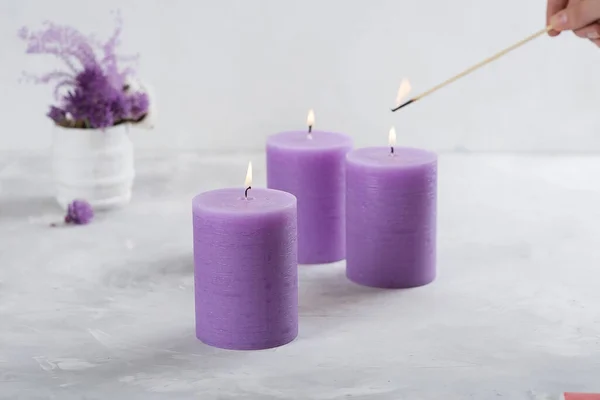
50,199 -> 94,227
47,106 -> 66,124
65,199 -> 94,224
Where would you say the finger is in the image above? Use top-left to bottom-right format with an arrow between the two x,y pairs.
551,0 -> 600,31
590,38 -> 600,46
573,22 -> 600,38
547,0 -> 569,35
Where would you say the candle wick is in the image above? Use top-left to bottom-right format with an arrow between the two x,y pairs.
390,146 -> 394,155
308,125 -> 312,134
244,186 -> 251,198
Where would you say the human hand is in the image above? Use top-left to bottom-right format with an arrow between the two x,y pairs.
547,0 -> 600,46
547,0 -> 568,36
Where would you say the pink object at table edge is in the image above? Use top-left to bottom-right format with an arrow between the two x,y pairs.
564,393 -> 600,400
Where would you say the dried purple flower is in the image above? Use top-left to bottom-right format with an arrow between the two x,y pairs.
125,92 -> 149,120
47,106 -> 66,123
18,22 -> 97,73
62,65 -> 126,129
65,199 -> 94,225
19,11 -> 150,129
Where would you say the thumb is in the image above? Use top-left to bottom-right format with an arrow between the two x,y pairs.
551,0 -> 600,31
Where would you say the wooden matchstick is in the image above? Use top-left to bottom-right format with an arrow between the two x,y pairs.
392,25 -> 552,112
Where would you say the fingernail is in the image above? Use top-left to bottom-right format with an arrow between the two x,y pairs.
550,11 -> 568,28
588,32 -> 600,39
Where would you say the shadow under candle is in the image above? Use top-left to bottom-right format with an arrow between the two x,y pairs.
297,262 -> 403,337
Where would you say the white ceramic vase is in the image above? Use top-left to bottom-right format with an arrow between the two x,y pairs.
52,124 -> 135,211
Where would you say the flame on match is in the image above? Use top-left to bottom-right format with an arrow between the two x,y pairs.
395,79 -> 412,106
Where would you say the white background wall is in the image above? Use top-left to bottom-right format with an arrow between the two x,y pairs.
1,0 -> 600,153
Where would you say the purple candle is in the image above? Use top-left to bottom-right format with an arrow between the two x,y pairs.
345,128 -> 437,288
266,110 -> 353,264
192,162 -> 298,350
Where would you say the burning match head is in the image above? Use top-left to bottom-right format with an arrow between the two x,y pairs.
391,99 -> 415,112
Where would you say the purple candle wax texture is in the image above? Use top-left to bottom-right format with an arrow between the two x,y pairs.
345,147 -> 437,289
266,130 -> 353,264
192,187 -> 298,350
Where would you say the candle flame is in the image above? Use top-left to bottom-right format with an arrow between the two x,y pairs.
244,161 -> 252,188
395,79 -> 412,106
388,126 -> 397,147
307,109 -> 315,128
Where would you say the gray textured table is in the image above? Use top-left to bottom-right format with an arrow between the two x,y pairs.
1,152 -> 599,400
